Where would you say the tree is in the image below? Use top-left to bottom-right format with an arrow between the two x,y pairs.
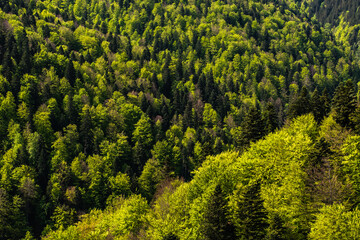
287,86 -> 311,120
332,80 -> 357,128
161,52 -> 172,99
266,213 -> 288,240
264,102 -> 278,134
309,204 -> 360,240
79,105 -> 93,155
162,233 -> 180,240
65,60 -> 76,87
201,185 -> 236,240
311,89 -> 331,123
233,182 -> 268,239
240,104 -> 265,146
132,115 -> 153,174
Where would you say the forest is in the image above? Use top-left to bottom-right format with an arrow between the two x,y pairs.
0,0 -> 360,239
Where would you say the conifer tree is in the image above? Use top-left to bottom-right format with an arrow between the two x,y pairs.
162,52 -> 172,99
65,60 -> 76,87
266,213 -> 287,240
162,233 -> 180,240
332,80 -> 357,128
264,102 -> 278,134
287,86 -> 311,120
310,89 -> 322,123
241,104 -> 265,146
201,185 -> 236,240
234,182 -> 268,239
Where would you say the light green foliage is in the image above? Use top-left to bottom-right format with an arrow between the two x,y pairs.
342,135 -> 360,199
138,158 -> 165,199
33,105 -> 53,142
133,115 -> 153,147
51,205 -> 77,230
1,0 -> 360,238
51,124 -> 80,170
309,204 -> 360,240
108,172 -> 130,196
145,115 -> 316,239
45,195 -> 149,239
203,103 -> 220,128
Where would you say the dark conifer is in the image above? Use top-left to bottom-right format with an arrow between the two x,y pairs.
287,86 -> 311,120
162,52 -> 172,99
65,60 -> 76,87
241,104 -> 266,145
162,233 -> 180,240
266,213 -> 287,240
176,54 -> 183,81
332,80 -> 357,128
235,182 -> 268,239
80,108 -> 93,155
264,102 -> 278,134
202,185 -> 236,240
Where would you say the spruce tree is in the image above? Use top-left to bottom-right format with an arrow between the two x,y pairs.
201,185 -> 236,240
65,60 -> 76,87
310,88 -> 331,123
332,80 -> 357,128
266,213 -> 287,240
162,52 -> 172,99
264,102 -> 278,134
287,86 -> 311,120
241,104 -> 265,146
235,182 -> 268,239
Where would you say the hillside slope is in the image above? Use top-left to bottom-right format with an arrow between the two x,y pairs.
308,0 -> 360,26
44,114 -> 360,239
0,0 -> 360,238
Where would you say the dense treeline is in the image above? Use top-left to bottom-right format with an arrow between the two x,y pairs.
308,0 -> 360,26
0,0 -> 359,238
45,113 -> 360,239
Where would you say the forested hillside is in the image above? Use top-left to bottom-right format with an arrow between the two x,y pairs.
0,0 -> 360,239
308,0 -> 360,26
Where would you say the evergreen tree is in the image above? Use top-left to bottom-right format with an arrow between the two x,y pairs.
162,233 -> 180,240
80,107 -> 93,155
201,185 -> 236,240
175,54 -> 183,81
234,182 -> 268,239
161,52 -> 172,99
266,213 -> 287,240
264,102 -> 278,134
240,104 -> 266,146
287,86 -> 311,120
332,80 -> 357,128
311,88 -> 330,123
65,60 -> 76,87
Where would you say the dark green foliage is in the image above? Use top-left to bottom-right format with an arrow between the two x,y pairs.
234,182 -> 268,240
201,185 -> 236,240
309,0 -> 360,26
264,102 -> 278,134
65,60 -> 76,87
240,104 -> 266,146
287,87 -> 311,120
311,89 -> 330,123
266,213 -> 288,240
0,0 -> 360,238
332,80 -> 357,128
162,233 -> 180,240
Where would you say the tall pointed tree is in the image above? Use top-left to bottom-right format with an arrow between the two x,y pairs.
332,80 -> 357,128
65,60 -> 76,87
234,182 -> 268,239
201,185 -> 236,240
287,86 -> 311,120
240,104 -> 265,146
